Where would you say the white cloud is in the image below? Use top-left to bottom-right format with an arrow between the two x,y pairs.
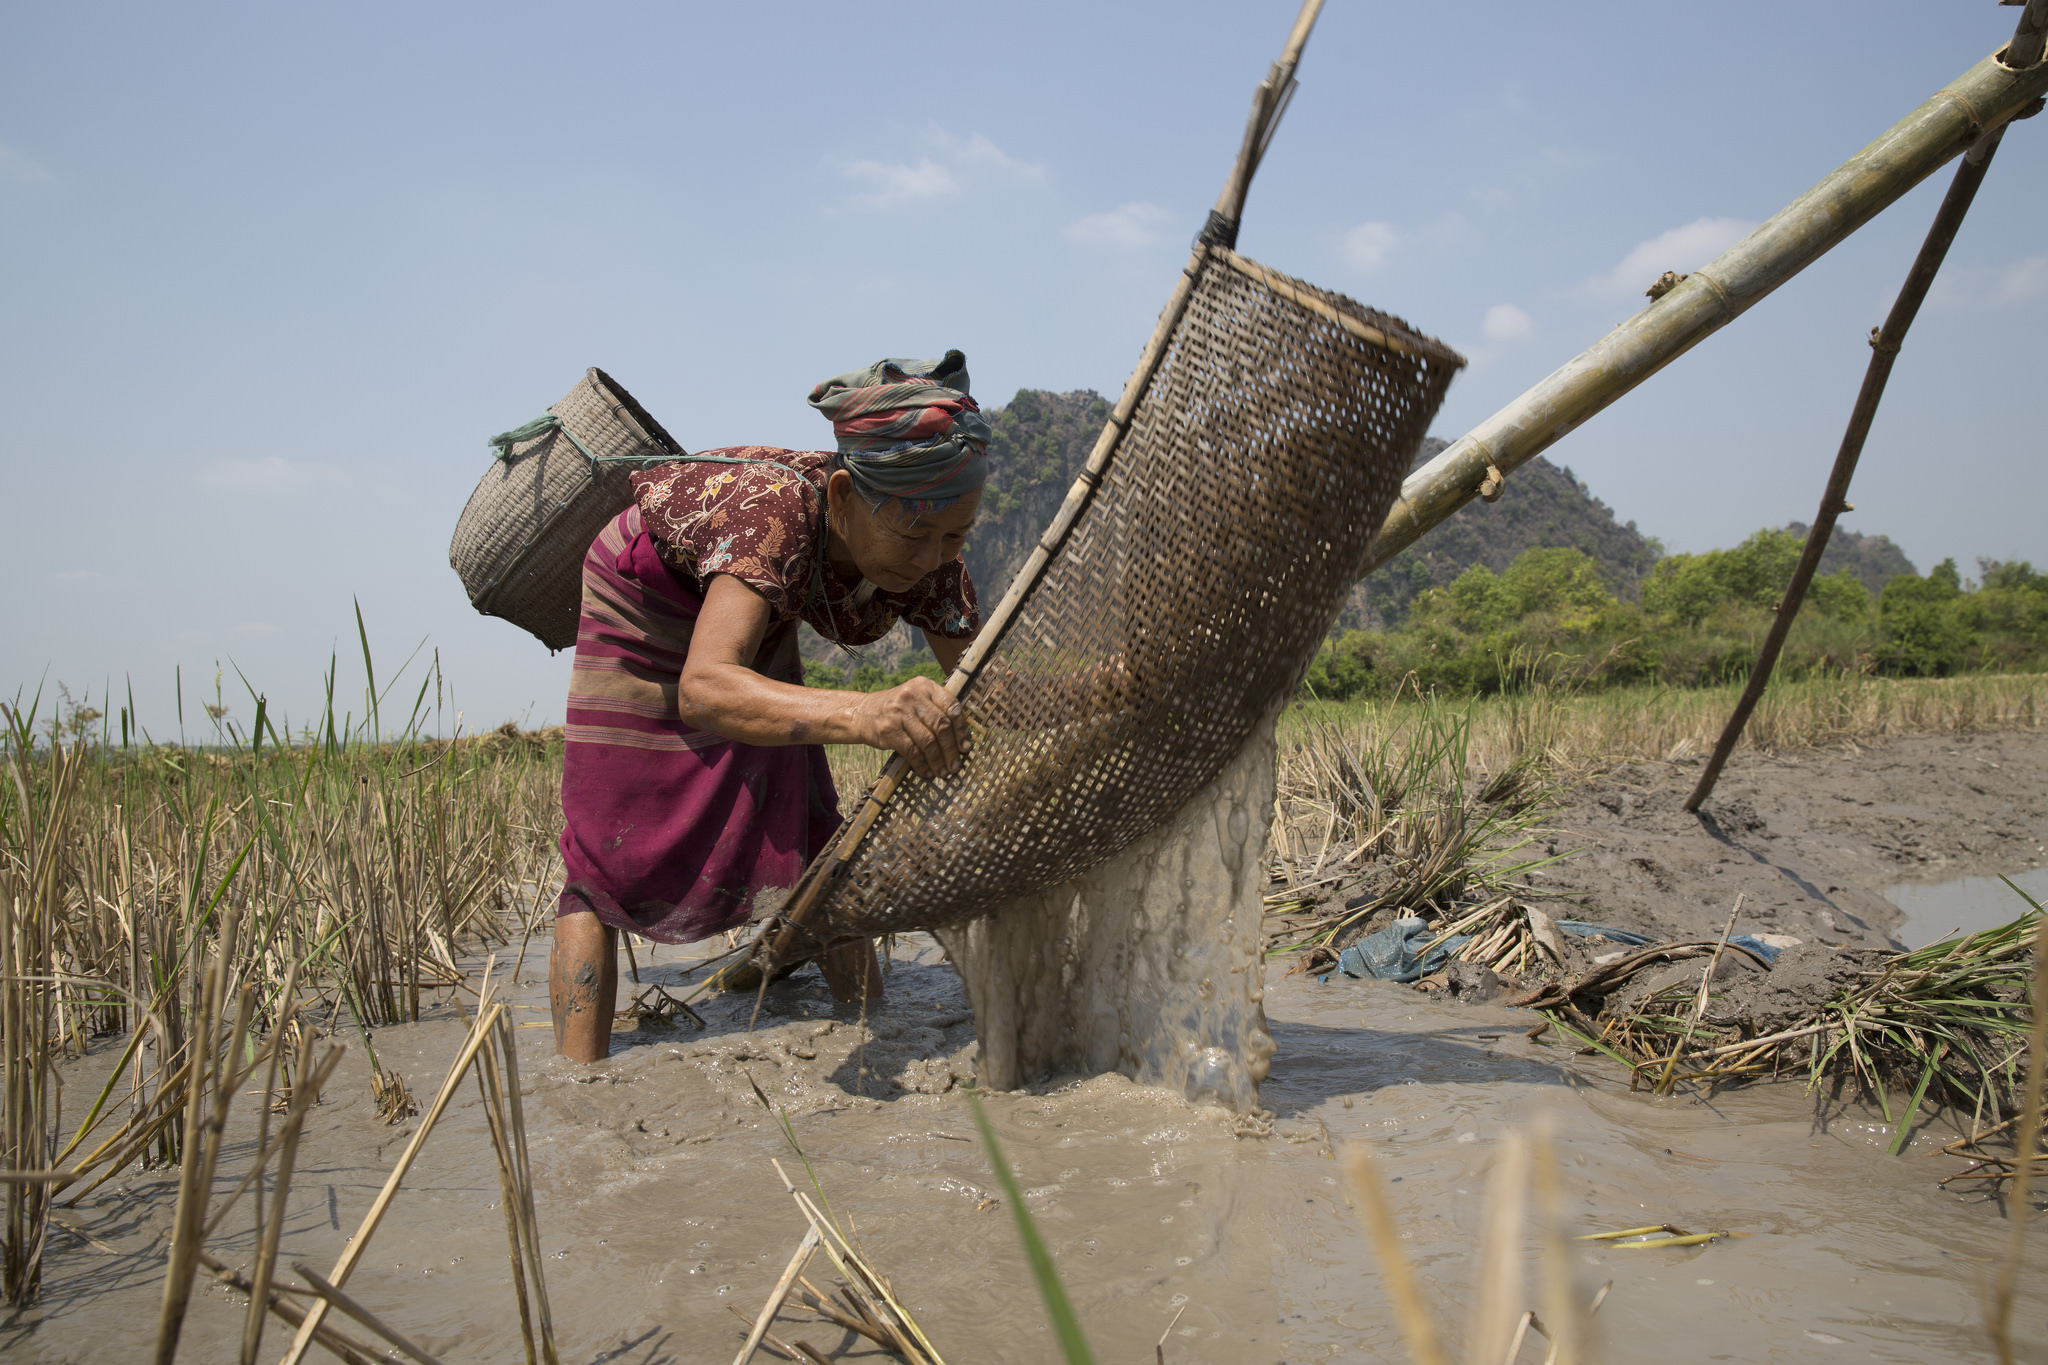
1482,303 -> 1536,343
836,128 -> 1042,211
925,129 -> 1045,185
1997,255 -> 2048,305
1342,221 -> 1398,273
199,456 -> 336,491
1589,216 -> 1756,298
1066,201 -> 1173,250
841,156 -> 958,209
0,141 -> 50,184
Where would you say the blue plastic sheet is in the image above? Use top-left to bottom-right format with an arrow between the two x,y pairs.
1556,918 -> 1783,964
1729,935 -> 1784,964
1556,920 -> 1650,946
1335,917 -> 1471,983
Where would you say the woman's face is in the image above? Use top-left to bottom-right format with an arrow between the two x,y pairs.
827,469 -> 981,593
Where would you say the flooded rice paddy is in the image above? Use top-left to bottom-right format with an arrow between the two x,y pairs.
1888,866 -> 2048,951
10,932 -> 2048,1364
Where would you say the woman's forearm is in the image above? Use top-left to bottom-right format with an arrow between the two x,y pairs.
678,662 -> 869,747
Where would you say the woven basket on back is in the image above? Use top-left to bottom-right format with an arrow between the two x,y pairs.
449,368 -> 685,651
809,248 -> 1462,940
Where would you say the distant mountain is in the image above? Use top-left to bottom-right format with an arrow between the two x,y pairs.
960,390 -> 1663,633
1789,522 -> 1917,593
805,387 -> 1908,671
960,389 -> 1112,603
1334,443 -> 1661,629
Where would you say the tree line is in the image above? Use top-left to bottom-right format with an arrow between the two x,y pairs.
1304,528 -> 2048,700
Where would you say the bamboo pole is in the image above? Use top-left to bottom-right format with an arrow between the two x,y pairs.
1359,41 -> 2048,581
756,0 -> 1329,970
1684,126 -> 2008,812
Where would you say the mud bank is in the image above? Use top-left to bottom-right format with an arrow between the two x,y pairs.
1526,728 -> 2048,949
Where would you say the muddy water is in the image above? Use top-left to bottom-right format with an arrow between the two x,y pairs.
14,938 -> 2048,1364
1888,866 -> 2048,950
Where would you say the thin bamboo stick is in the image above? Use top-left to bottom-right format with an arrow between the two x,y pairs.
731,1226 -> 821,1365
1685,128 -> 2007,809
290,1262 -> 447,1365
277,1002 -> 505,1365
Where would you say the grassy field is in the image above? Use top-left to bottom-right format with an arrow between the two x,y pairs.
1281,669 -> 2047,781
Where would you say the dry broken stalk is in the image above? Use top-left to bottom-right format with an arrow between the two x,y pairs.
277,1001 -> 509,1365
195,1249 -> 383,1365
291,1260 -> 448,1365
1338,1143 -> 1450,1365
1657,894 -> 1743,1095
731,1225 -> 822,1365
1989,906 -> 2048,1365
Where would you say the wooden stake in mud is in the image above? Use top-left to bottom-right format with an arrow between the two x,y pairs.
1684,118 -> 2016,812
750,0 -> 1328,978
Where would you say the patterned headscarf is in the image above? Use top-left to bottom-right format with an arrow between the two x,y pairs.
806,350 -> 992,512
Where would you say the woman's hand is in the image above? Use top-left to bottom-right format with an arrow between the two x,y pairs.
855,676 -> 971,779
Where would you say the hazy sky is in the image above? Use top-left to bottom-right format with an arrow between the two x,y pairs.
4,2 -> 2043,736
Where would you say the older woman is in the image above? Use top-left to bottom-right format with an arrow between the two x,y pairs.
551,352 -> 989,1062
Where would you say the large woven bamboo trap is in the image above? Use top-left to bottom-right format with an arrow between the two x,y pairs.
808,247 -> 1461,940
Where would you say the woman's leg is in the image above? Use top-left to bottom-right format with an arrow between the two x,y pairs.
551,910 -> 618,1062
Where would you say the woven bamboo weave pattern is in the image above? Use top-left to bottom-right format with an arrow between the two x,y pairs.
814,251 -> 1462,938
449,367 -> 685,651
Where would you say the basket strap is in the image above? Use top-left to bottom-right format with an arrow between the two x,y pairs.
486,413 -> 686,473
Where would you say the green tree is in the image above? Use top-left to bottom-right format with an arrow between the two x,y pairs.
1498,547 -> 1615,623
803,660 -> 848,690
1804,569 -> 1871,621
1876,560 -> 1971,676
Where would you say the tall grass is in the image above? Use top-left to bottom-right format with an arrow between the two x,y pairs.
1286,670 -> 2046,782
0,649 -> 564,1306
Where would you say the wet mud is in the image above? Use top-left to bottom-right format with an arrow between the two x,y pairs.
12,729 -> 2048,1362
15,942 -> 2048,1363
1528,728 -> 2048,950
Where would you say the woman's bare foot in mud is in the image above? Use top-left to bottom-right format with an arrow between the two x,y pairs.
551,911 -> 618,1062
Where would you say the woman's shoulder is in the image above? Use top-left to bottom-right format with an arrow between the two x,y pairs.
632,449 -> 835,620
633,448 -> 829,508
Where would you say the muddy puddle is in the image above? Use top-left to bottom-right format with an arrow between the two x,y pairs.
1888,867 -> 2048,950
12,934 -> 2048,1365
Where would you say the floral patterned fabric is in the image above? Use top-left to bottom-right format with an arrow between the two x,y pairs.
629,447 -> 980,644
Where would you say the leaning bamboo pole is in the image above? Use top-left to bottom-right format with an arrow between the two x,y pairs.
755,0 -> 1327,971
1684,126 -> 2009,812
1359,39 -> 2048,579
